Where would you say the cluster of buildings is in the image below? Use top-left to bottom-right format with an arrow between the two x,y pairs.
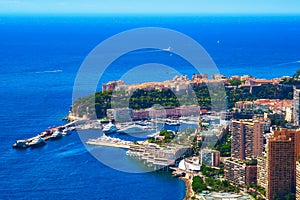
102,74 -> 286,94
102,75 -> 300,199
223,85 -> 300,199
225,123 -> 300,199
234,99 -> 293,123
106,105 -> 201,121
102,75 -> 213,93
177,148 -> 221,172
126,143 -> 192,171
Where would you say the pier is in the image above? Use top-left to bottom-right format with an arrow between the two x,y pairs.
86,135 -> 132,149
12,121 -> 77,149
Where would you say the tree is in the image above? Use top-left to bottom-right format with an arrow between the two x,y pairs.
192,176 -> 207,193
284,193 -> 296,200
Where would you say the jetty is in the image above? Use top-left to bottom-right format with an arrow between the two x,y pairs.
12,121 -> 78,149
86,135 -> 132,149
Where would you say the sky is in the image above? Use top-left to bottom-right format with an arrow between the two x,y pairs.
0,0 -> 300,15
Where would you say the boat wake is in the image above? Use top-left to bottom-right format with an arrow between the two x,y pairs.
56,147 -> 86,157
274,60 -> 300,66
45,142 -> 85,157
35,69 -> 63,74
131,47 -> 172,54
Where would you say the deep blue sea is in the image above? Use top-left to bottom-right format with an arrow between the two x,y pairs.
1,15 -> 300,199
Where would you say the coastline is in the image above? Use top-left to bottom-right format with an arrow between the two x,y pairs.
179,174 -> 194,200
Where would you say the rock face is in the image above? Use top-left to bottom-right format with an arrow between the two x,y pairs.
67,108 -> 98,121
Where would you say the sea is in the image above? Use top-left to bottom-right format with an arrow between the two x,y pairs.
1,14 -> 300,199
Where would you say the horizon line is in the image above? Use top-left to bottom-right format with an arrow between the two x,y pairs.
1,12 -> 300,17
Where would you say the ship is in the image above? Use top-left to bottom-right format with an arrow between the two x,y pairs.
102,122 -> 118,134
50,130 -> 63,140
164,119 -> 180,126
27,136 -> 46,148
12,140 -> 28,149
118,124 -> 155,134
62,129 -> 72,135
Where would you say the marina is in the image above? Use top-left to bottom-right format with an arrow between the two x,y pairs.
12,117 -> 199,149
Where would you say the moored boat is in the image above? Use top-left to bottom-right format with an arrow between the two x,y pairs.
164,119 -> 180,126
62,129 -> 72,135
103,122 -> 118,134
12,140 -> 28,149
50,130 -> 63,140
27,137 -> 46,148
118,124 -> 155,134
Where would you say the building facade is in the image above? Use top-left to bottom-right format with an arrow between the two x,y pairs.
224,158 -> 257,186
257,154 -> 268,190
231,119 -> 266,160
106,108 -> 132,122
201,148 -> 220,167
293,85 -> 300,126
296,162 -> 300,200
266,129 -> 300,199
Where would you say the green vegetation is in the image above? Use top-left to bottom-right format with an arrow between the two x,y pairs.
284,193 -> 296,200
272,193 -> 295,200
129,89 -> 181,109
226,84 -> 292,108
228,79 -> 245,86
71,72 -> 295,119
148,130 -> 175,145
214,132 -> 231,157
72,91 -> 112,118
271,118 -> 288,127
197,164 -> 239,193
281,69 -> 300,85
159,130 -> 175,143
192,172 -> 239,194
191,135 -> 201,156
192,176 -> 207,193
245,159 -> 257,166
205,177 -> 239,193
201,165 -> 222,177
246,184 -> 266,199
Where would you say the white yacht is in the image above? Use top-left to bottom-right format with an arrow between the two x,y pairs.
118,124 -> 154,134
62,129 -> 72,135
51,130 -> 63,140
12,140 -> 28,149
103,122 -> 118,134
27,136 -> 46,148
164,119 -> 180,126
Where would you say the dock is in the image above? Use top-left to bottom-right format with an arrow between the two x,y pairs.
86,135 -> 132,149
12,121 -> 77,149
86,140 -> 130,149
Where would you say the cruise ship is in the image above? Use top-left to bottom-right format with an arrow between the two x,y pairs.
118,124 -> 155,134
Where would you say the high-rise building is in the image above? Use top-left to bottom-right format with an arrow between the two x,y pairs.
293,85 -> 300,126
224,158 -> 257,186
201,148 -> 220,167
257,154 -> 268,190
231,119 -> 267,160
266,129 -> 300,199
296,162 -> 300,200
